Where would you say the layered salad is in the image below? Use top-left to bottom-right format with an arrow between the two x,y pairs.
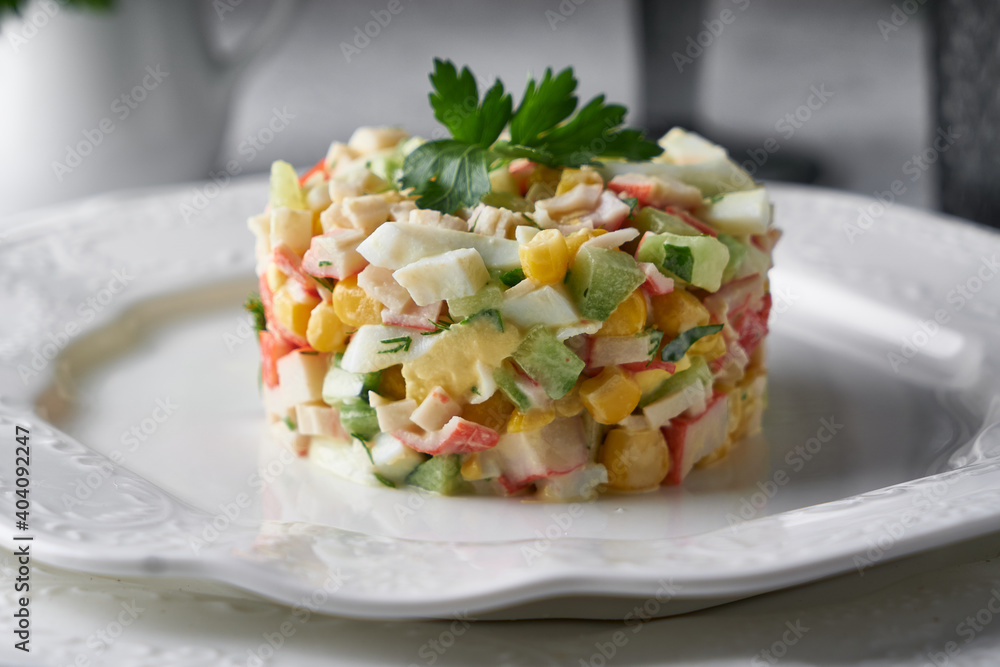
246,61 -> 778,500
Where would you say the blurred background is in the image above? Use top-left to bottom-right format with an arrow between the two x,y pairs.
0,0 -> 996,228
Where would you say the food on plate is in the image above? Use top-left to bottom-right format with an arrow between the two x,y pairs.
245,60 -> 778,500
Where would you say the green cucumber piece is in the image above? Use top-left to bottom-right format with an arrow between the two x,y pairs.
322,354 -> 382,404
512,325 -> 585,399
638,356 -> 713,408
566,245 -> 645,321
635,232 -> 730,293
718,234 -> 748,283
338,397 -> 380,440
633,207 -> 702,237
448,283 -> 504,319
493,364 -> 535,412
406,454 -> 464,495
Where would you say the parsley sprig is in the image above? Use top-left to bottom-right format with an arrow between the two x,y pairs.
401,59 -> 662,213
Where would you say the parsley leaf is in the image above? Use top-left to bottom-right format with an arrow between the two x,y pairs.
401,140 -> 493,214
401,60 -> 662,214
429,60 -> 512,147
509,67 -> 578,146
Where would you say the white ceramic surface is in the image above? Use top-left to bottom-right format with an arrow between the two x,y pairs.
0,178 -> 998,620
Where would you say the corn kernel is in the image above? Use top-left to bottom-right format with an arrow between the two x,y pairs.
650,288 -> 709,338
463,392 -> 514,431
599,427 -> 670,491
265,263 -> 287,293
306,301 -> 349,353
554,389 -> 584,417
565,228 -> 607,263
461,453 -> 488,481
332,275 -> 383,327
688,331 -> 726,360
272,284 -> 320,339
579,367 -> 642,425
598,290 -> 648,337
555,167 -> 604,195
377,364 -> 407,401
506,407 -> 556,433
519,229 -> 569,284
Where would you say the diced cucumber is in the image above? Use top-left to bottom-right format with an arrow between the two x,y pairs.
322,354 -> 382,404
566,246 -> 645,321
512,325 -> 585,399
405,454 -> 465,495
462,308 -> 505,332
338,397 -> 380,440
493,364 -> 535,412
633,207 -> 702,237
638,356 -> 712,408
448,283 -> 504,319
635,232 -> 730,293
718,234 -> 748,283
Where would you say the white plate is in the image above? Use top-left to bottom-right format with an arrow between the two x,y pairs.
1,179 -> 999,620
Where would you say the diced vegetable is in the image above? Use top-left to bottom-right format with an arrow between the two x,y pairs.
259,330 -> 294,389
519,229 -> 570,284
565,245 -> 645,321
492,416 -> 589,490
718,234 -> 748,283
331,275 -> 383,327
405,454 -> 465,495
633,207 -> 702,237
635,231 -> 730,293
322,354 -> 382,404
597,290 -> 647,337
660,324 -> 725,362
448,283 -> 504,319
579,366 -> 642,424
696,188 -> 771,235
599,427 -> 670,491
338,397 -> 380,440
639,355 -> 712,409
511,325 -> 585,400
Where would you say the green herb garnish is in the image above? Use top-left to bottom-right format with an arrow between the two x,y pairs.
310,274 -> 337,292
351,432 -> 375,465
374,473 -> 397,488
244,292 -> 267,334
421,315 -> 457,335
283,416 -> 296,431
499,268 -> 526,287
379,336 -> 412,354
401,59 -> 661,213
660,325 -> 724,362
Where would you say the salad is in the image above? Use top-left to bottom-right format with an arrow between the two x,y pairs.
246,60 -> 778,501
